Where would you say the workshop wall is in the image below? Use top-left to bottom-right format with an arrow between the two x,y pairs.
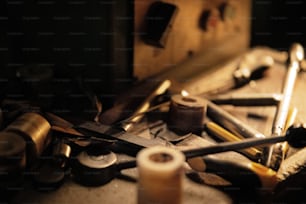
0,0 -> 133,117
251,0 -> 306,50
1,0 -> 306,118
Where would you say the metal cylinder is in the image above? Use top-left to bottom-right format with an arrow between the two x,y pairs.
5,112 -> 51,166
167,94 -> 206,135
0,131 -> 26,172
72,150 -> 117,186
53,142 -> 71,168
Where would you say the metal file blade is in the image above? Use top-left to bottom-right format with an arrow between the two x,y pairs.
77,121 -> 165,148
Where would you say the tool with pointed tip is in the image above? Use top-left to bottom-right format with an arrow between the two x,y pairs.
72,123 -> 306,187
272,43 -> 304,136
205,121 -> 262,161
183,123 -> 306,159
77,121 -> 166,150
120,79 -> 171,131
209,93 -> 282,106
266,43 -> 304,170
206,100 -> 266,139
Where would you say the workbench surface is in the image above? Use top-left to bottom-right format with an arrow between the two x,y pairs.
11,58 -> 306,204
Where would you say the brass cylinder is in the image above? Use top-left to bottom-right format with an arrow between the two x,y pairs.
0,131 -> 26,172
5,112 -> 51,165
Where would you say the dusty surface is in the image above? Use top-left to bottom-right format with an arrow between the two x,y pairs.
11,55 -> 306,203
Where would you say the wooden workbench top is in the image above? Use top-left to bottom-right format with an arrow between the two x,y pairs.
11,56 -> 306,204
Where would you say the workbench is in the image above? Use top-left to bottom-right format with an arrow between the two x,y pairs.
10,53 -> 306,204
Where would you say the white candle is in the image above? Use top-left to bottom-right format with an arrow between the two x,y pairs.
137,146 -> 185,204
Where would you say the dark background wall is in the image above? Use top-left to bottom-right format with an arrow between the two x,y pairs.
251,0 -> 306,50
0,0 -> 305,117
0,0 -> 133,117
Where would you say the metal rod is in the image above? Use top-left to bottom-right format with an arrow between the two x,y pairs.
205,121 -> 262,161
266,43 -> 304,169
207,100 -> 265,139
121,80 -> 171,131
209,93 -> 282,106
272,43 -> 303,136
183,136 -> 285,159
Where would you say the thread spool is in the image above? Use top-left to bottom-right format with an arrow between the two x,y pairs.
137,146 -> 185,204
5,112 -> 51,166
168,94 -> 206,135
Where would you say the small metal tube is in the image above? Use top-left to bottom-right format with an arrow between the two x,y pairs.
4,113 -> 51,166
53,142 -> 71,168
272,64 -> 301,136
209,93 -> 282,106
205,121 -> 262,161
272,43 -> 303,136
121,80 -> 171,131
206,100 -> 265,139
266,43 -> 304,170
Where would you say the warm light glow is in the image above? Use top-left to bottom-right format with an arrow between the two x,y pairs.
181,90 -> 189,97
297,49 -> 304,61
94,95 -> 103,122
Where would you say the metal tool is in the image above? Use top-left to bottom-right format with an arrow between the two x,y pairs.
181,134 -> 275,189
77,121 -> 166,149
233,55 -> 274,88
71,146 -> 136,186
72,123 -> 306,186
98,79 -> 171,128
205,121 -> 262,161
3,112 -> 51,167
120,79 -> 171,131
188,154 -> 277,189
209,93 -> 282,106
52,140 -> 72,168
272,43 -> 304,136
32,140 -> 71,191
197,54 -> 274,96
274,144 -> 306,202
183,123 -> 306,159
206,100 -> 266,139
89,97 -> 285,150
0,132 -> 26,174
266,43 -> 304,170
161,47 -> 277,96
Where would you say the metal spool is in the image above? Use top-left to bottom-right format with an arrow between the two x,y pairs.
167,94 -> 206,135
0,131 -> 26,174
72,149 -> 118,186
5,112 -> 51,166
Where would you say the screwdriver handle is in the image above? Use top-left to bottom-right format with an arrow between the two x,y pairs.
187,156 -> 277,189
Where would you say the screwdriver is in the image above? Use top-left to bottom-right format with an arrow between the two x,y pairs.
67,123 -> 306,187
266,43 -> 304,170
205,107 -> 298,162
206,100 -> 266,139
183,123 -> 306,159
205,121 -> 262,161
183,123 -> 306,189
